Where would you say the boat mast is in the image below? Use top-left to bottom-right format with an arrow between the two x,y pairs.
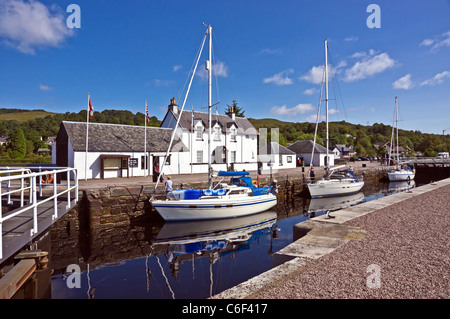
207,24 -> 213,189
395,96 -> 399,168
325,39 -> 329,173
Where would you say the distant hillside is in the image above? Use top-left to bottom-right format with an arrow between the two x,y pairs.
248,118 -> 292,129
0,108 -> 59,122
248,116 -> 449,157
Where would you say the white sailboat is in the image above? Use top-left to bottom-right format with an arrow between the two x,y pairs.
306,40 -> 364,198
151,24 -> 277,221
387,96 -> 415,182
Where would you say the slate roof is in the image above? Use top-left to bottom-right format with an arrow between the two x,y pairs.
166,109 -> 258,135
287,140 -> 329,154
60,121 -> 188,153
259,142 -> 295,155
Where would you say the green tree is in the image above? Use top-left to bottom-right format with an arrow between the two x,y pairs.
226,100 -> 245,117
8,128 -> 26,159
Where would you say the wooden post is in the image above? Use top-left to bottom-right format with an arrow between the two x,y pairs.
0,259 -> 36,299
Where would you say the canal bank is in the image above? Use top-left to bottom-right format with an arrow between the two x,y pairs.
75,162 -> 388,225
212,177 -> 450,299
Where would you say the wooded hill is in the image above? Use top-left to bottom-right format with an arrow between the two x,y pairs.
248,118 -> 449,157
0,108 -> 448,160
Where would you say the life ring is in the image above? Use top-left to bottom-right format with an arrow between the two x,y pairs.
41,170 -> 53,183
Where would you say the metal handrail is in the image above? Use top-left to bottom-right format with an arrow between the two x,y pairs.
0,167 -> 78,259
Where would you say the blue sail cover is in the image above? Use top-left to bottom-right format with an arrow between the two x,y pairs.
217,170 -> 249,177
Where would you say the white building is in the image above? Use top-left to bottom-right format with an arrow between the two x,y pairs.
258,142 -> 296,172
287,140 -> 335,167
53,121 -> 188,180
160,98 -> 259,173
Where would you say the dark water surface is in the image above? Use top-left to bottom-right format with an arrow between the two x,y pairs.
47,172 -> 439,299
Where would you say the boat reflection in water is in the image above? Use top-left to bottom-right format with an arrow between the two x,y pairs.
307,192 -> 365,215
388,180 -> 415,193
147,210 -> 278,298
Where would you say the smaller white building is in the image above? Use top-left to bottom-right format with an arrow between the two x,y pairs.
287,140 -> 334,167
54,121 -> 188,180
258,142 -> 296,172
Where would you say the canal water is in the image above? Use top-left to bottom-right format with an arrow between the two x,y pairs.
47,173 -> 438,299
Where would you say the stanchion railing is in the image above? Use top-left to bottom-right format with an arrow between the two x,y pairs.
0,167 -> 78,259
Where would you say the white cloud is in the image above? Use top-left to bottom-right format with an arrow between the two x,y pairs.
197,61 -> 229,80
300,50 -> 395,84
420,71 -> 450,86
172,65 -> 182,72
344,36 -> 358,42
393,74 -> 413,90
270,103 -> 315,117
300,65 -> 324,84
419,30 -> 450,51
303,88 -> 318,95
263,69 -> 294,86
39,84 -> 53,91
328,108 -> 340,115
0,0 -> 73,54
343,52 -> 395,82
419,38 -> 434,46
300,62 -> 344,84
305,108 -> 340,122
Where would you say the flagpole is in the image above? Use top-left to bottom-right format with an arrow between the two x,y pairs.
191,106 -> 194,175
85,93 -> 90,181
144,100 -> 148,177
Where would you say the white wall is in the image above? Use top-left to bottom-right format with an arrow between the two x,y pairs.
295,153 -> 334,167
258,153 -> 296,172
73,150 -> 189,180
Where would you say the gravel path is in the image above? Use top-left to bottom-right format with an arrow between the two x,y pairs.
251,184 -> 450,299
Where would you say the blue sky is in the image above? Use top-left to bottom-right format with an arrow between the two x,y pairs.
0,0 -> 449,134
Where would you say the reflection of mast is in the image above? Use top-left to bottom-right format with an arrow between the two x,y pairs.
145,255 -> 151,293
209,251 -> 220,298
86,263 -> 96,299
156,255 -> 175,299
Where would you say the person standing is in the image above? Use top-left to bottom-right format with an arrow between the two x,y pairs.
165,176 -> 173,199
310,165 -> 316,182
153,162 -> 159,182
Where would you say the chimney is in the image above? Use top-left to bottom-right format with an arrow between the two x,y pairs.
168,97 -> 179,115
226,106 -> 235,120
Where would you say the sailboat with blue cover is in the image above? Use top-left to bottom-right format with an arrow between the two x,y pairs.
151,24 -> 277,221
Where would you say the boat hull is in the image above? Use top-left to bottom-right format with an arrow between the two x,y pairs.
387,170 -> 415,182
307,180 -> 364,198
152,194 -> 277,221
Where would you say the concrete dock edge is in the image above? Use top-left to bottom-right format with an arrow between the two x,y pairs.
212,177 -> 450,299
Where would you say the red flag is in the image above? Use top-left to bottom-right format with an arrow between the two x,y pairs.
145,100 -> 150,123
88,96 -> 94,119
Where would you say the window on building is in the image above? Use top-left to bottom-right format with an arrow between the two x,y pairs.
287,156 -> 292,163
230,128 -> 236,142
165,155 -> 171,165
279,154 -> 283,166
141,155 -> 149,169
231,151 -> 236,163
196,127 -> 203,140
214,126 -> 221,141
197,150 -> 203,163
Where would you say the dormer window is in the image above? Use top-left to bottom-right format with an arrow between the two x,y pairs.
214,126 -> 221,141
230,128 -> 236,142
196,125 -> 203,140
